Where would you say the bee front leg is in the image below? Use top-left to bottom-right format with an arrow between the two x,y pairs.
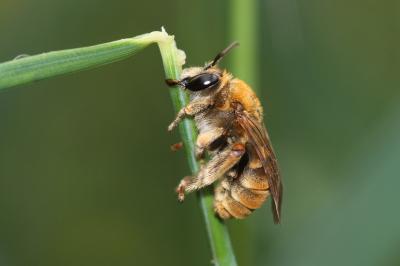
176,142 -> 245,201
167,98 -> 213,131
168,108 -> 187,131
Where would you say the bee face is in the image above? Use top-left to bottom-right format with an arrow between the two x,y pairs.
166,67 -> 223,92
181,72 -> 221,92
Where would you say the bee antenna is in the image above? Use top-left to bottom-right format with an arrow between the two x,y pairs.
204,41 -> 239,70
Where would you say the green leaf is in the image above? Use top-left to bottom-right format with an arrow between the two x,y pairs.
0,31 -> 170,90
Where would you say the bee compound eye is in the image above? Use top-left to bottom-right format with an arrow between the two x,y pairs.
185,73 -> 220,91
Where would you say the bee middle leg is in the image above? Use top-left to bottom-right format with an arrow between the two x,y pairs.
195,127 -> 225,159
176,142 -> 245,201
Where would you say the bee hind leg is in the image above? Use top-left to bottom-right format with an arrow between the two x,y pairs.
175,142 -> 245,200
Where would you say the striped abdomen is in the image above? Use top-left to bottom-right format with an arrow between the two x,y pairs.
214,146 -> 270,219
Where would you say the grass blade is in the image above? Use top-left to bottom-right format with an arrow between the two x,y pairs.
0,32 -> 168,90
157,29 -> 237,266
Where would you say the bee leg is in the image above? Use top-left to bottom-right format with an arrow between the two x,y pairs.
226,168 -> 238,179
195,127 -> 224,159
176,176 -> 192,201
167,98 -> 213,131
177,143 -> 245,199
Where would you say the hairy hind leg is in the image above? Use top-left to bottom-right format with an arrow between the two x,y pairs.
176,142 -> 245,201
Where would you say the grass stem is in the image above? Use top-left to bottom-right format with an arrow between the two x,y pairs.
157,28 -> 237,266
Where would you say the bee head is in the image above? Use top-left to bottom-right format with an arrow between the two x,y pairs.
179,68 -> 221,92
165,42 -> 239,92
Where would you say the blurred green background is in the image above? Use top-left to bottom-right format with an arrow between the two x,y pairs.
0,0 -> 399,265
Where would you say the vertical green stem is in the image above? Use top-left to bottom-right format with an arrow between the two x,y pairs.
157,30 -> 237,266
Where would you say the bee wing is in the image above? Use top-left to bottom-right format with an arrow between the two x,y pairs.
237,112 -> 283,223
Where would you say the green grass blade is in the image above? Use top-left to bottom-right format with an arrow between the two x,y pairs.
0,32 -> 168,90
199,190 -> 237,266
157,30 -> 237,266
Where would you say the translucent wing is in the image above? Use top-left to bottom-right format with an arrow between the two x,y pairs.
237,112 -> 283,223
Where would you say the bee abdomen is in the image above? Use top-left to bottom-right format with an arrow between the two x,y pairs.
231,182 -> 269,210
214,182 -> 251,219
221,194 -> 252,219
239,167 -> 269,191
214,164 -> 270,219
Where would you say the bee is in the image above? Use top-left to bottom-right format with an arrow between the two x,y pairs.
166,42 -> 282,223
